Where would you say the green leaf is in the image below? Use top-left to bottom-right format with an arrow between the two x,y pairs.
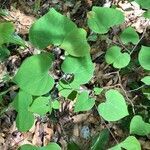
29,96 -> 51,115
61,54 -> 94,85
110,136 -> 141,150
67,142 -> 81,150
38,142 -> 61,150
138,46 -> 150,70
0,22 -> 14,45
130,115 -> 150,136
141,76 -> 150,85
9,34 -> 25,46
98,89 -> 129,121
105,46 -> 130,69
19,144 -> 38,150
91,129 -> 109,150
14,53 -> 54,96
0,46 -> 10,61
94,87 -> 103,95
74,92 -> 95,112
120,27 -> 139,44
135,0 -> 150,9
29,8 -> 89,57
29,8 -> 76,49
16,110 -> 34,132
12,90 -> 34,134
60,28 -> 90,57
52,100 -> 60,109
143,10 -> 150,19
58,80 -> 79,98
12,90 -> 33,112
87,7 -> 124,34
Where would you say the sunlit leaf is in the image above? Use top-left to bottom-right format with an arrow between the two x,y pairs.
135,0 -> 150,9
61,54 -> 94,85
138,46 -> 150,70
120,27 -> 139,44
60,28 -> 90,57
38,142 -> 61,150
110,136 -> 141,150
14,53 -> 54,96
141,76 -> 150,85
74,91 -> 95,112
29,96 -> 51,115
130,115 -> 150,136
29,8 -> 89,57
98,89 -> 129,121
105,46 -> 130,69
87,7 -> 124,34
19,144 -> 38,150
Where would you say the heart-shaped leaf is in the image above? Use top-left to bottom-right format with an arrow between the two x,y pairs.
29,96 -> 51,115
87,7 -> 124,34
130,115 -> 150,136
29,8 -> 89,57
74,92 -> 95,112
138,46 -> 150,70
14,53 -> 54,96
98,89 -> 129,121
61,54 -> 94,85
110,136 -> 141,150
120,27 -> 139,44
29,8 -> 76,49
105,46 -> 130,69
141,76 -> 150,85
135,0 -> 150,9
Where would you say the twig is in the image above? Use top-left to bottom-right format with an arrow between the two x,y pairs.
101,117 -> 119,145
116,72 -> 135,114
95,104 -> 119,145
130,20 -> 150,55
127,85 -> 145,92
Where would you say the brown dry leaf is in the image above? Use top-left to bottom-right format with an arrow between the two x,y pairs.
2,7 -> 35,34
43,123 -> 54,146
72,113 -> 90,123
32,122 -> 42,146
86,0 -> 93,6
118,1 -> 150,33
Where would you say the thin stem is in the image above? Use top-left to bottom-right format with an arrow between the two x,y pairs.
127,85 -> 145,92
130,20 -> 150,55
116,72 -> 135,114
95,104 -> 119,145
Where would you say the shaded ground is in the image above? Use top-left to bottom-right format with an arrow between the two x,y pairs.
0,0 -> 150,149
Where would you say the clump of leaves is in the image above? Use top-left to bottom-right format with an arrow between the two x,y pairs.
0,3 -> 150,149
29,8 -> 90,57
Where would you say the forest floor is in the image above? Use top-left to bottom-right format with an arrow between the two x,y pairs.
0,0 -> 150,150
